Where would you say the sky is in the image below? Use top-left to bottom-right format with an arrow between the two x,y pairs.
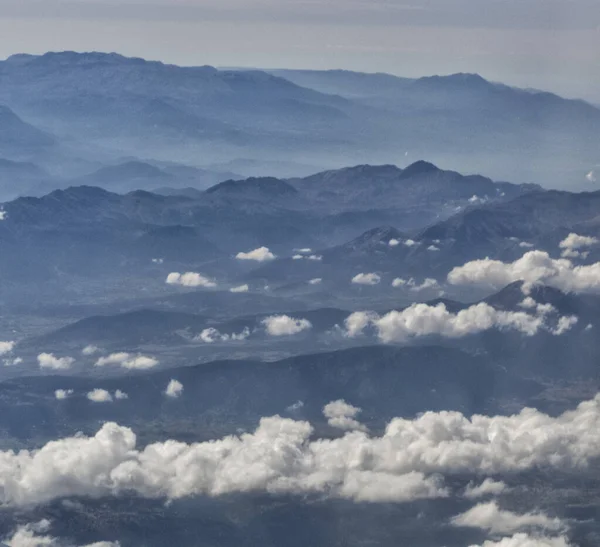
0,0 -> 599,101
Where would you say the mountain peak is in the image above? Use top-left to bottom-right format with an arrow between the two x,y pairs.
206,177 -> 297,197
400,160 -> 440,179
415,72 -> 490,88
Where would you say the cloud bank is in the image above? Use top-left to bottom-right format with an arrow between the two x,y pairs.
448,250 -> 600,293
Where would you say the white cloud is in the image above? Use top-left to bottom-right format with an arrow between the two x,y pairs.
351,273 -> 381,285
469,534 -> 572,547
196,327 -> 250,343
3,519 -> 120,547
6,393 -> 600,508
37,353 -> 74,370
586,170 -> 597,182
464,478 -> 508,499
452,501 -> 564,535
236,246 -> 276,262
0,341 -> 15,355
343,301 -> 568,343
448,250 -> 600,294
519,242 -> 534,248
323,400 -> 368,432
552,315 -> 578,335
559,232 -> 598,258
114,390 -> 128,400
307,254 -> 322,261
0,211 -> 7,221
388,238 -> 400,247
262,315 -> 312,336
308,278 -> 322,285
286,400 -> 304,412
295,248 -> 312,253
151,257 -> 164,264
393,277 -> 441,291
95,352 -> 158,370
293,253 -> 322,261
427,244 -> 440,252
468,195 -> 489,205
82,345 -> 99,356
3,357 -> 22,367
165,379 -> 183,398
86,389 -> 113,403
404,239 -> 417,247
230,284 -> 249,293
292,254 -> 303,260
54,389 -> 74,400
166,272 -> 216,288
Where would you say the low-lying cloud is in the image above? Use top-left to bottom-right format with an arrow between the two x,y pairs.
262,315 -> 312,336
559,232 -> 598,258
95,352 -> 158,370
196,327 -> 250,343
3,519 -> 119,547
351,273 -> 381,285
236,246 -> 276,262
448,250 -> 600,293
323,400 -> 368,432
165,379 -> 183,398
230,284 -> 249,293
166,272 -> 217,288
37,353 -> 75,370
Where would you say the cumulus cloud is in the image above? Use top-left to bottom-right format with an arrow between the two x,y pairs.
404,239 -> 417,247
230,284 -> 249,293
82,345 -> 99,356
451,501 -> 564,535
351,273 -> 381,285
468,195 -> 489,205
448,250 -> 600,294
54,389 -> 74,400
3,519 -> 119,547
196,327 -> 250,343
295,248 -> 312,254
392,277 -> 440,291
262,315 -> 312,336
559,232 -> 598,258
95,352 -> 158,370
5,394 -> 600,508
586,170 -> 596,183
464,478 -> 508,499
343,301 -> 573,343
0,341 -> 15,355
86,389 -> 113,403
165,272 -> 216,288
427,244 -> 440,252
3,357 -> 22,367
114,390 -> 128,400
236,246 -> 276,262
469,534 -> 572,547
323,400 -> 368,432
37,353 -> 74,370
165,379 -> 183,398
308,278 -> 322,285
388,238 -> 400,247
519,242 -> 534,248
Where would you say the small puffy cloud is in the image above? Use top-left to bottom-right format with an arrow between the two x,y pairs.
0,341 -> 15,355
468,195 -> 489,205
262,315 -> 312,336
404,239 -> 417,247
54,389 -> 74,400
114,390 -> 128,400
559,232 -> 598,258
519,242 -> 534,248
464,478 -> 508,499
196,327 -> 250,343
3,357 -> 22,367
308,278 -> 322,285
449,250 -> 600,294
95,352 -> 158,370
343,302 -> 572,343
451,501 -> 563,535
166,272 -> 216,288
552,315 -> 578,335
230,284 -> 249,293
236,246 -> 276,262
323,400 -> 368,432
165,379 -> 183,398
586,170 -> 597,182
0,210 -> 6,221
82,345 -> 99,356
87,389 -> 113,403
292,254 -> 303,260
293,253 -> 322,261
38,353 -> 74,370
427,245 -> 440,252
351,273 -> 381,285
388,238 -> 400,247
392,278 -> 407,287
393,277 -> 440,291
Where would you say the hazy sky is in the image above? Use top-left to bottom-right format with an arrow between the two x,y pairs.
0,0 -> 599,100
